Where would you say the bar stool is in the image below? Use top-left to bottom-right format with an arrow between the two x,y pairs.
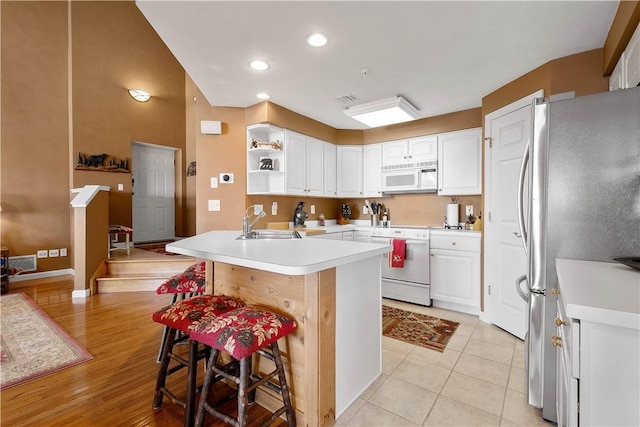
152,295 -> 246,427
190,306 -> 297,427
108,225 -> 133,257
156,262 -> 207,361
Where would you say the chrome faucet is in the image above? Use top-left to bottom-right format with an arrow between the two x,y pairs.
242,205 -> 266,239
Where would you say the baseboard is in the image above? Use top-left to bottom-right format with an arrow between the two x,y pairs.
72,288 -> 91,298
9,268 -> 75,283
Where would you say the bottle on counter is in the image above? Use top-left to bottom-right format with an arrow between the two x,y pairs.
382,210 -> 388,228
318,214 -> 325,226
473,213 -> 482,231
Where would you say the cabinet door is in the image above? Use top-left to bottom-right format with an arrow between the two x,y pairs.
437,128 -> 482,195
624,23 -> 640,89
381,140 -> 408,166
285,130 -> 307,195
337,146 -> 363,197
305,137 -> 324,196
430,249 -> 480,312
408,135 -> 438,162
609,55 -> 625,91
323,142 -> 337,197
362,143 -> 382,198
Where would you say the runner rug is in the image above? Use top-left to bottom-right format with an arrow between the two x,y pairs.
382,305 -> 459,352
0,293 -> 92,390
134,241 -> 179,256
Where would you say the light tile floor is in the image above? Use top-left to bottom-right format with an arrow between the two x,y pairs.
334,299 -> 556,427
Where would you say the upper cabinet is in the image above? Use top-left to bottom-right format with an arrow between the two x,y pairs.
247,124 -> 285,195
323,142 -> 337,197
437,128 -> 482,196
381,136 -> 437,166
610,23 -> 640,91
284,130 -> 324,196
362,143 -> 383,198
336,146 -> 363,198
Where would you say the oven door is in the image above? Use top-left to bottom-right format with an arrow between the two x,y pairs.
371,237 -> 430,284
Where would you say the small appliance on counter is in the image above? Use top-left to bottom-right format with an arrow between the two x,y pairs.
292,201 -> 308,227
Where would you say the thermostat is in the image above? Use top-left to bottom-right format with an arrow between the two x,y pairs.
200,120 -> 222,135
220,173 -> 234,184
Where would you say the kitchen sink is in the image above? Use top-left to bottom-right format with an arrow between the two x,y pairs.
236,230 -> 303,240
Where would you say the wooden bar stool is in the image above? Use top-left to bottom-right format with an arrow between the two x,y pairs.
155,262 -> 207,362
108,225 -> 133,257
190,306 -> 297,427
152,295 -> 246,427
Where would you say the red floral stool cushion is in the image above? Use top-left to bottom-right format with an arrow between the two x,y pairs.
108,224 -> 133,234
152,295 -> 246,332
156,262 -> 206,295
189,306 -> 297,360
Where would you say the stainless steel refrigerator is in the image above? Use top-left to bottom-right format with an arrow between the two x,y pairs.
517,86 -> 640,422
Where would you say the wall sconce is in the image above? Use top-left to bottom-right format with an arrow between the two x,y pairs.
128,88 -> 151,102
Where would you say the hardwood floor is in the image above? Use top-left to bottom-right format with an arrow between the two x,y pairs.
1,277 -> 285,427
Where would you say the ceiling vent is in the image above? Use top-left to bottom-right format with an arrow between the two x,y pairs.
336,94 -> 359,104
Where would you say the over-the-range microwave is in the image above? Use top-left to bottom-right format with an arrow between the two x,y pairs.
381,160 -> 437,193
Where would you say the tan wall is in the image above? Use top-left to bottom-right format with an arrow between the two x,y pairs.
1,1 -> 186,273
1,1 -> 71,272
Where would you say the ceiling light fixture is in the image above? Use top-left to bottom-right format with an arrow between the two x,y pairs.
128,88 -> 151,102
344,96 -> 420,128
306,33 -> 328,47
256,92 -> 270,100
249,60 -> 270,71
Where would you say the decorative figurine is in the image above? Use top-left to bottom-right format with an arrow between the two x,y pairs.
293,201 -> 308,227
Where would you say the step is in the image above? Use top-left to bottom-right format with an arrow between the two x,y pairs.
95,273 -> 174,293
106,257 -> 197,276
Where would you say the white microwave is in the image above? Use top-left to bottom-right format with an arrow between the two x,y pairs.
381,161 -> 437,193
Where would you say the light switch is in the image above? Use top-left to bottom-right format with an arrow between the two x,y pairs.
310,205 -> 316,214
37,250 -> 48,258
272,202 -> 278,215
254,204 -> 263,215
210,177 -> 218,188
208,199 -> 221,211
60,248 -> 68,257
117,183 -> 124,191
49,249 -> 60,257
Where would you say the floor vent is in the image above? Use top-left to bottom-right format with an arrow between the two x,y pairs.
9,255 -> 37,273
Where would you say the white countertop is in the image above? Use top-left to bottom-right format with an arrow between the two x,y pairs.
556,258 -> 640,330
167,230 -> 390,276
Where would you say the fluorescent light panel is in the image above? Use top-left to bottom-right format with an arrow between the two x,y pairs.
344,96 -> 419,127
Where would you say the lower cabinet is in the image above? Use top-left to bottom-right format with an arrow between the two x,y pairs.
311,230 -> 354,241
429,232 -> 480,315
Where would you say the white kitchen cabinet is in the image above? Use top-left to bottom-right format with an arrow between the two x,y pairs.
429,231 -> 481,315
362,143 -> 383,198
381,135 -> 437,166
610,22 -> 640,91
336,145 -> 363,198
284,130 -> 324,197
311,230 -> 354,241
555,259 -> 640,427
247,124 -> 285,194
437,128 -> 482,195
323,142 -> 337,197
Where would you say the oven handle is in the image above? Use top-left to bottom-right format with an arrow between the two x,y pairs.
371,236 -> 429,245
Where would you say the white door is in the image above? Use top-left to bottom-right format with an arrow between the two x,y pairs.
484,91 -> 541,339
132,142 -> 176,243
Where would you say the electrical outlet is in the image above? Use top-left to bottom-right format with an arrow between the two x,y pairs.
117,183 -> 124,191
208,199 -> 221,211
271,202 -> 278,215
363,205 -> 369,215
466,205 -> 474,216
49,249 -> 60,257
310,205 -> 316,214
254,204 -> 263,215
37,250 -> 48,258
210,177 -> 218,188
60,248 -> 68,257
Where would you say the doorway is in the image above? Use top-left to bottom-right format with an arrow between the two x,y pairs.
131,142 -> 176,243
483,90 -> 542,339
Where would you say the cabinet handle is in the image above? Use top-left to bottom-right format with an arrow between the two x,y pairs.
551,288 -> 561,295
451,241 -> 456,246
555,317 -> 568,327
513,231 -> 522,238
430,254 -> 434,257
552,338 -> 563,348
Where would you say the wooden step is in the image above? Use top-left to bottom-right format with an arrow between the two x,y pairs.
106,257 -> 197,275
95,273 -> 175,293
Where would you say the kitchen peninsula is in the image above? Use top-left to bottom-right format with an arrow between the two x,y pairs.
166,231 -> 391,426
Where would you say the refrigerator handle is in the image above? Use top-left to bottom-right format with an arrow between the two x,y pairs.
515,274 -> 529,302
517,142 -> 529,254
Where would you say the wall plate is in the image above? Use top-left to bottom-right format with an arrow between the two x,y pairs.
220,173 -> 234,184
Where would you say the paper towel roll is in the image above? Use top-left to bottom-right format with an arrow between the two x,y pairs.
446,204 -> 459,227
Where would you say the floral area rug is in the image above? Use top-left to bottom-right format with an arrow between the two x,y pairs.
134,241 -> 179,256
0,293 -> 92,390
382,305 -> 459,352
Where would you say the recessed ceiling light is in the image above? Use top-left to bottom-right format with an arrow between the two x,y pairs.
249,60 -> 270,71
256,92 -> 270,100
306,33 -> 328,47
